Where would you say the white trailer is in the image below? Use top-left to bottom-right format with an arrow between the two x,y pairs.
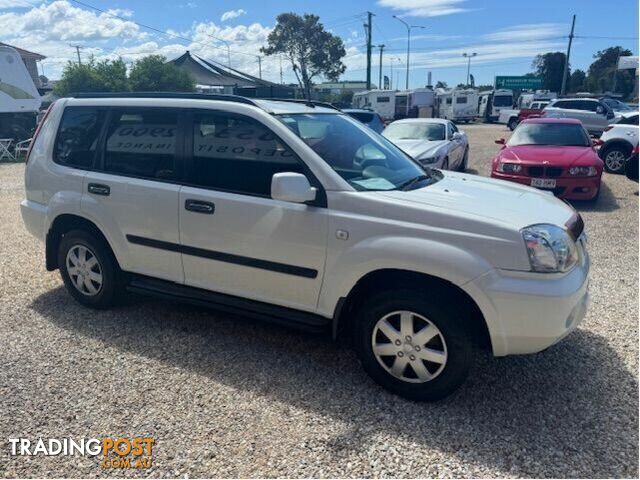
0,46 -> 41,140
516,90 -> 557,109
435,88 -> 478,123
352,90 -> 396,121
394,88 -> 436,119
478,89 -> 513,123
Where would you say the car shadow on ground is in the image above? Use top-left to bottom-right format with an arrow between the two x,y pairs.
569,179 -> 619,213
31,287 -> 638,477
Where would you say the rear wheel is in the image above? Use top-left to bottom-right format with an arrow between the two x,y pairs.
354,289 -> 473,401
507,117 -> 519,131
602,144 -> 632,174
58,230 -> 121,309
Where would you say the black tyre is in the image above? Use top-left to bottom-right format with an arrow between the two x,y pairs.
354,288 -> 474,401
459,147 -> 469,172
441,157 -> 449,170
58,229 -> 121,309
601,143 -> 632,174
507,117 -> 519,131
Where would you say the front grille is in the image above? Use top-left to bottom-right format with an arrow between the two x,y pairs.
525,166 -> 564,177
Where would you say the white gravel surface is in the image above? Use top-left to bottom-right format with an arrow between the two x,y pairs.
0,124 -> 638,478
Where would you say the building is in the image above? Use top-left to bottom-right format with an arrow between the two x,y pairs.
170,51 -> 294,98
315,80 -> 376,96
0,42 -> 45,88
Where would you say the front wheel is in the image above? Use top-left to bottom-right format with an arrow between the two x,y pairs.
507,117 -> 519,131
354,289 -> 473,401
459,147 -> 469,171
602,144 -> 631,174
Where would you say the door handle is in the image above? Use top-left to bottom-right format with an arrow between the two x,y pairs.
185,199 -> 215,214
88,183 -> 110,196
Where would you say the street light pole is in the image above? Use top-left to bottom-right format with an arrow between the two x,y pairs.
393,15 -> 425,90
462,52 -> 477,86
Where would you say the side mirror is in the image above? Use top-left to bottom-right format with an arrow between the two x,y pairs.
451,132 -> 462,140
271,172 -> 317,204
495,138 -> 506,145
596,105 -> 604,115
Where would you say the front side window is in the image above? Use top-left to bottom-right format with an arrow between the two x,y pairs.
104,109 -> 178,180
190,112 -> 303,196
54,107 -> 105,168
509,123 -> 590,147
279,113 -> 438,192
383,122 -> 446,142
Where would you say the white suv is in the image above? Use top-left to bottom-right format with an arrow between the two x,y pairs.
21,94 -> 590,401
598,112 -> 639,173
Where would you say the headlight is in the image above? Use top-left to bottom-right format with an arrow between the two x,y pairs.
496,162 -> 523,173
521,224 -> 578,273
419,155 -> 441,165
568,166 -> 598,176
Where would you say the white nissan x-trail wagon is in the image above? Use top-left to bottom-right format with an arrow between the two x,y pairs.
22,93 -> 590,400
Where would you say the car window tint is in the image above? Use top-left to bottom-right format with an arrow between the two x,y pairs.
104,109 -> 178,180
619,115 -> 639,125
54,107 -> 105,169
579,101 -> 598,112
190,112 -> 303,196
348,112 -> 374,123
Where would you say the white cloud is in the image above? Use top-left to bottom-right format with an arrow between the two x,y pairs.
220,9 -> 246,22
482,23 -> 565,42
0,0 -> 32,8
378,0 -> 470,17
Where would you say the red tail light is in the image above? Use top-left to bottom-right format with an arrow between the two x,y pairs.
25,102 -> 55,163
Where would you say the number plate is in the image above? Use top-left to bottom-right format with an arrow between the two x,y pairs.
531,178 -> 556,188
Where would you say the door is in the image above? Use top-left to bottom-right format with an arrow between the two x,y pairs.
447,122 -> 463,168
81,107 -> 184,283
178,110 -> 328,312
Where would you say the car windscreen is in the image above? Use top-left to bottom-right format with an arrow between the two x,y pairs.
382,122 -> 446,141
493,95 -> 513,107
347,111 -> 375,123
277,113 -> 439,191
508,123 -> 590,147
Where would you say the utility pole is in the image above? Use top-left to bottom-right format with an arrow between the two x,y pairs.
71,45 -> 83,65
365,12 -> 374,90
560,14 -> 576,96
393,16 -> 426,90
279,55 -> 284,84
377,44 -> 385,88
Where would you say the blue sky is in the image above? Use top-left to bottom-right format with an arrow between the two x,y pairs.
1,0 -> 638,88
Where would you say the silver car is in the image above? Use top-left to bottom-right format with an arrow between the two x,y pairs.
382,118 -> 469,171
543,98 -> 617,135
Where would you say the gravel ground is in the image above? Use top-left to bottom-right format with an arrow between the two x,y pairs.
0,123 -> 638,478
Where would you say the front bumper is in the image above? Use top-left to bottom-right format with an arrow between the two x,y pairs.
491,172 -> 601,200
464,236 -> 590,356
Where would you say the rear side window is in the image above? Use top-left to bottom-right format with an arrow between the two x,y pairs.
54,107 -> 105,168
190,112 -> 303,197
104,109 -> 178,181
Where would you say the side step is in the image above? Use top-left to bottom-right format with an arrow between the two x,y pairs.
127,275 -> 331,334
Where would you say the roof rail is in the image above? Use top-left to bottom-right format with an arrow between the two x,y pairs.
261,98 -> 341,111
69,92 -> 260,106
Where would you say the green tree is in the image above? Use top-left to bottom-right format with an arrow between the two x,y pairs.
94,58 -> 128,92
53,59 -> 106,96
435,81 -> 448,89
129,55 -> 195,92
261,13 -> 346,100
568,69 -> 587,93
586,46 -> 635,98
531,52 -> 567,93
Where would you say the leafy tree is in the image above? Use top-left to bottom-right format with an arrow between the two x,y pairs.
53,59 -> 108,96
531,52 -> 567,93
476,84 -> 494,92
569,69 -> 587,93
262,13 -> 346,100
586,46 -> 635,98
129,55 -> 195,92
94,58 -> 128,92
435,80 -> 448,89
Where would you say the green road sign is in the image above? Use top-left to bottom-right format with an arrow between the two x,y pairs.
495,76 -> 543,90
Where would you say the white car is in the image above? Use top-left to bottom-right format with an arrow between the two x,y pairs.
598,112 -> 639,173
382,118 -> 469,171
21,94 -> 590,401
543,98 -> 618,135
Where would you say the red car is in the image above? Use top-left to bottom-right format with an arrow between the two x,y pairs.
491,118 -> 604,200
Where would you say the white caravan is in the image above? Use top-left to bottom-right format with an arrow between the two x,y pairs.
436,88 -> 478,123
394,88 -> 436,119
478,89 -> 513,123
0,46 -> 42,140
352,90 -> 396,121
516,90 -> 557,109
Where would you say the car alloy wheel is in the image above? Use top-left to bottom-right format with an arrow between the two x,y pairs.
605,150 -> 627,173
65,244 -> 103,296
371,310 -> 448,383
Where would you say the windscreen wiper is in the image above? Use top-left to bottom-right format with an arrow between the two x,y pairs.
397,174 -> 431,191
